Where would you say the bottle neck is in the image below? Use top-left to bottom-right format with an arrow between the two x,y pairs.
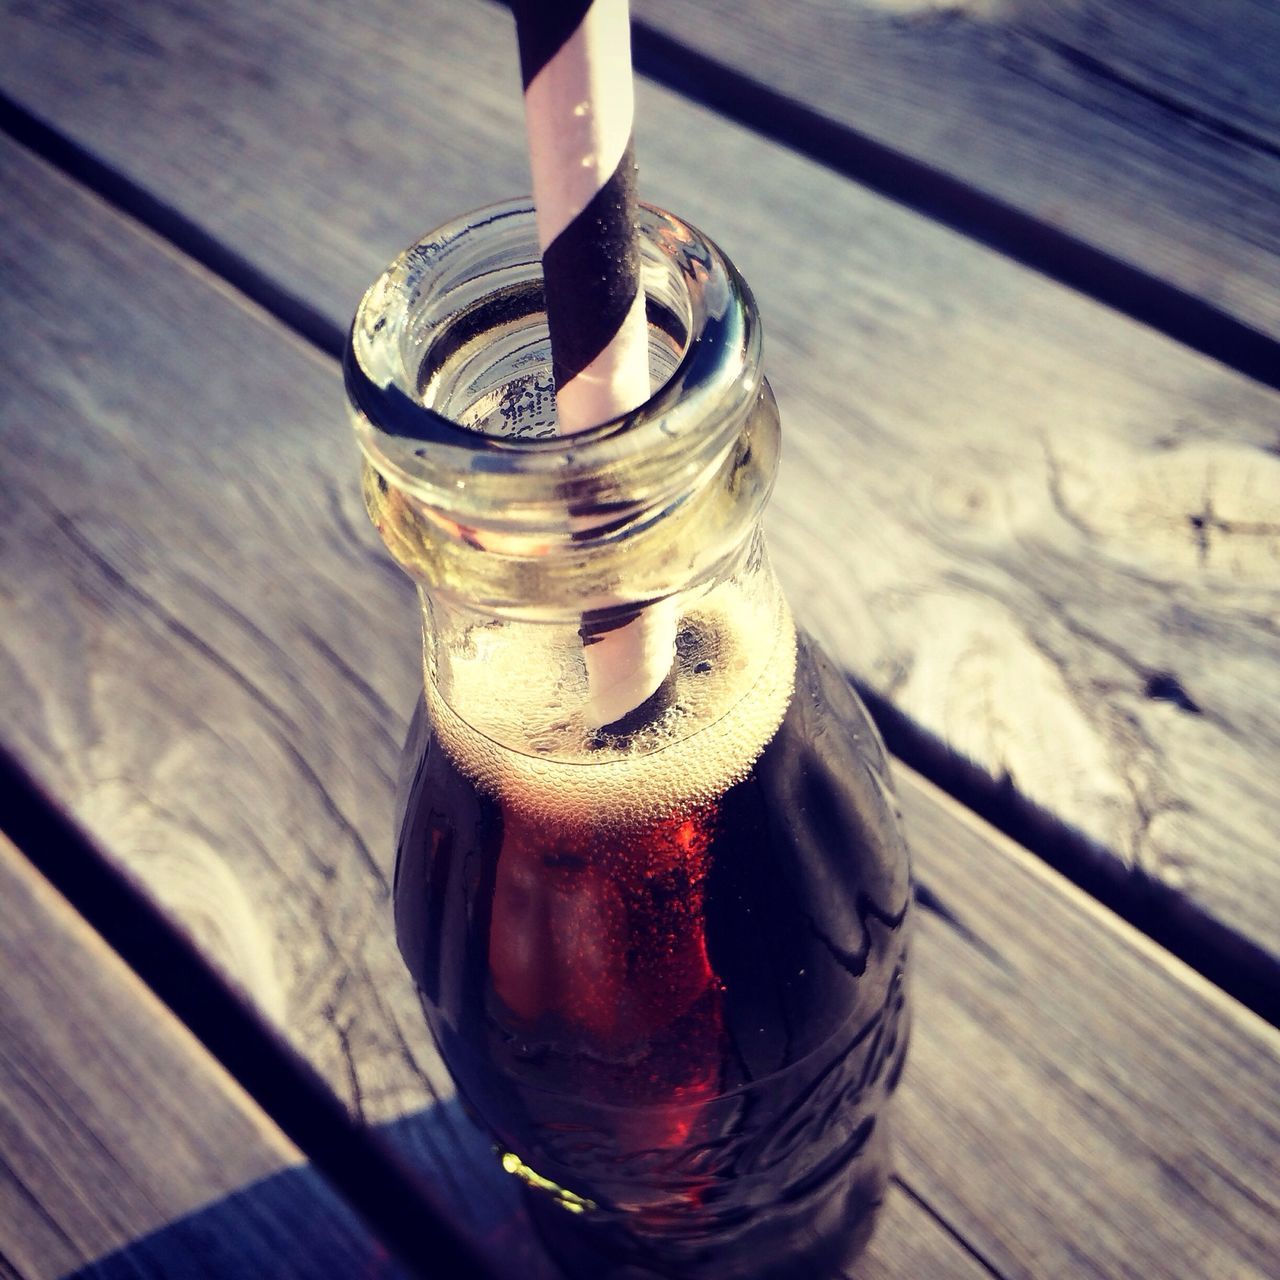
419,527 -> 797,824
347,200 -> 790,759
371,368 -> 783,732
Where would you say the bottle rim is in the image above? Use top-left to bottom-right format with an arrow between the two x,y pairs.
344,199 -> 763,537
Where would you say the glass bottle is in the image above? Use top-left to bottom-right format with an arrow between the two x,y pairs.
345,200 -> 912,1280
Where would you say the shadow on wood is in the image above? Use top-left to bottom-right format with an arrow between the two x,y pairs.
63,1101 -> 549,1280
63,1165 -> 409,1280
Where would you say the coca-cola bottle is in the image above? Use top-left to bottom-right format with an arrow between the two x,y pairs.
345,201 -> 912,1279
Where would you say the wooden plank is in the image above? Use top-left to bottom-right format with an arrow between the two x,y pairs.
0,139 -> 988,1279
631,0 -> 1280,349
0,829 -> 410,1280
1,119 -> 1278,1280
1,0 -> 1277,992
897,768 -> 1280,1280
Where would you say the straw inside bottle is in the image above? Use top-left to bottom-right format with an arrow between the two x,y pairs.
512,0 -> 675,727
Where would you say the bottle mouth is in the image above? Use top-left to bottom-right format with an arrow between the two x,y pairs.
345,200 -> 762,543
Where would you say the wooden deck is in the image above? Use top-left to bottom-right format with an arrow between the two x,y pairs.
1,1 -> 1277,1276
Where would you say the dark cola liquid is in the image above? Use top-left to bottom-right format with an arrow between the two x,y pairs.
394,635 -> 911,1279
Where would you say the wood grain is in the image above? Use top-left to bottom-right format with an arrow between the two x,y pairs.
0,138 -> 987,1279
2,118 -> 1278,1278
898,768 -> 1280,1280
1,0 -> 1276,987
634,0 -> 1280,346
0,829 -> 408,1280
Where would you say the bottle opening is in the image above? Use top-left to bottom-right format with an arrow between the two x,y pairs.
346,200 -> 763,541
417,281 -> 690,442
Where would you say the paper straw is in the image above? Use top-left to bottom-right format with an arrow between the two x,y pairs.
513,0 -> 650,433
512,0 -> 675,728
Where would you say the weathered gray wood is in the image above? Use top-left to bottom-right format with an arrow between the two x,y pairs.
0,139 -> 988,1278
0,831 -> 409,1280
898,770 -> 1280,1280
2,125 -> 1279,1278
1,0 -> 1277,986
635,0 -> 1280,344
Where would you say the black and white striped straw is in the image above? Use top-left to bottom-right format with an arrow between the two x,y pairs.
512,0 -> 650,434
510,0 -> 674,727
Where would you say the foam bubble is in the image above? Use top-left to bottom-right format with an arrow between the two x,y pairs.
425,585 -> 796,831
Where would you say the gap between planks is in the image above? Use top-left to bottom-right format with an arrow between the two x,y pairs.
0,827 -> 418,1280
624,0 -> 1280,389
0,88 -> 342,361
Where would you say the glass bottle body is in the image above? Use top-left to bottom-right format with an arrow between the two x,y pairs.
346,200 -> 912,1278
394,621 -> 909,1279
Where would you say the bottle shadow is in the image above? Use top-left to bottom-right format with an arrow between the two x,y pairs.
63,1098 -> 555,1280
